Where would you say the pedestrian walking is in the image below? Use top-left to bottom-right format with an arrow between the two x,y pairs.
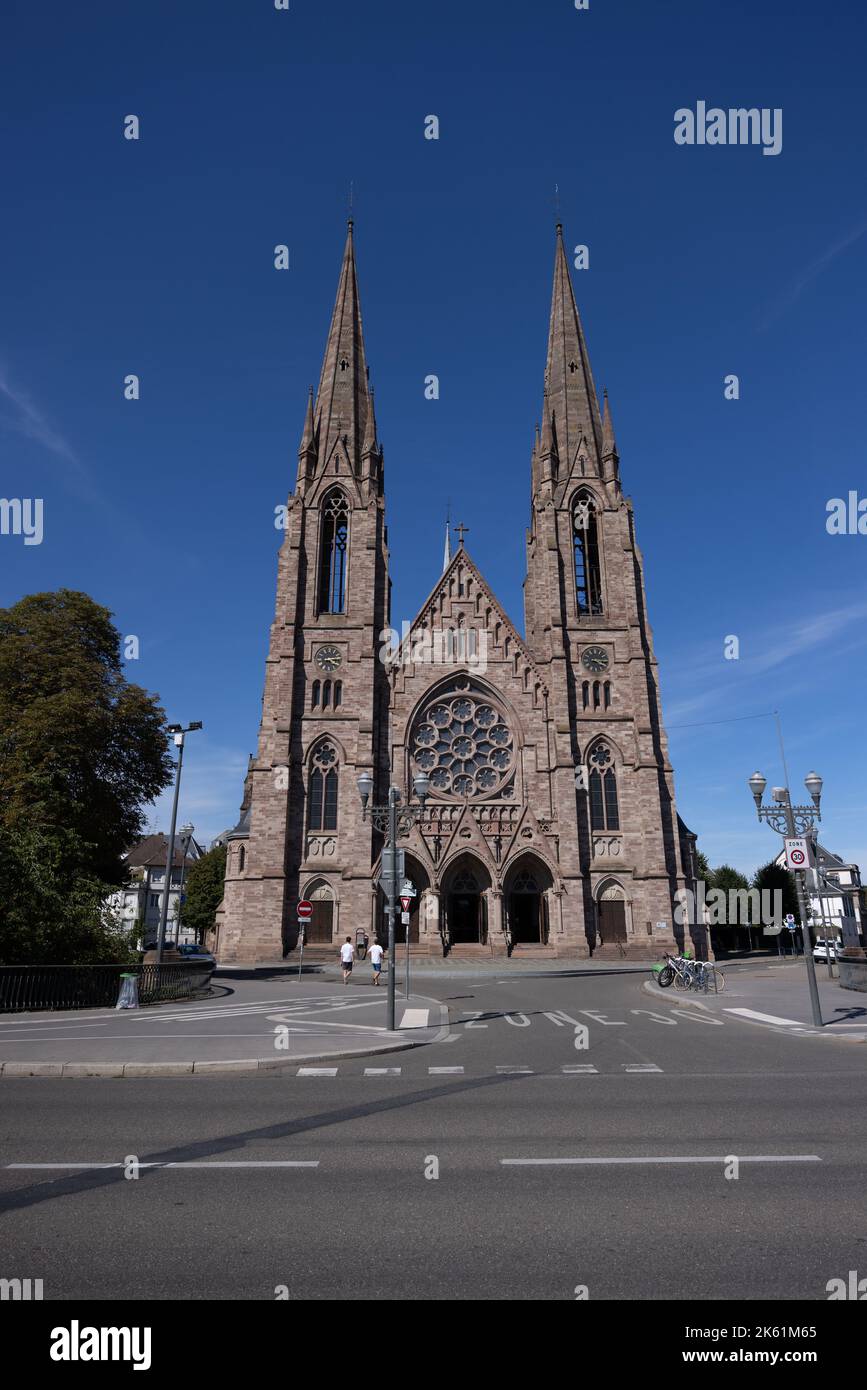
339,936 -> 354,984
369,938 -> 384,985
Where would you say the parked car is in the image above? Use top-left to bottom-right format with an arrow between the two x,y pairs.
813,938 -> 843,962
176,943 -> 216,965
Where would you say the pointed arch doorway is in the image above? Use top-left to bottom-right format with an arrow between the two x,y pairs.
504,855 -> 553,945
442,855 -> 491,948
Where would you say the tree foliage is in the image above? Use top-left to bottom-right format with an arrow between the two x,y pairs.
181,843 -> 227,943
0,590 -> 173,963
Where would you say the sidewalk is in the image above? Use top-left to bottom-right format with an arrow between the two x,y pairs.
0,976 -> 449,1078
647,960 -> 867,1040
224,957 -> 656,979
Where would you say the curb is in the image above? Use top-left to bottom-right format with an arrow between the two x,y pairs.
0,1001 -> 451,1078
640,979 -> 867,1043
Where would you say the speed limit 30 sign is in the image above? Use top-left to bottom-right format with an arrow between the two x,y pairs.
784,838 -> 811,870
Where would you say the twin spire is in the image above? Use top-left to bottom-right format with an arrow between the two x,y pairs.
297,218 -> 618,504
536,223 -> 618,491
297,219 -> 380,485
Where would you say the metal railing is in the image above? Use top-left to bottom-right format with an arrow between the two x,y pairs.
0,962 -> 214,1014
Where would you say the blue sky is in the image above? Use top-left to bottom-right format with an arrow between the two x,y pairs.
2,0 -> 865,875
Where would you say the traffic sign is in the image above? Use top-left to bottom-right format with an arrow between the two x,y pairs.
784,838 -> 811,870
401,911 -> 410,926
400,895 -> 413,913
785,913 -> 797,931
400,879 -> 417,898
296,900 -> 313,920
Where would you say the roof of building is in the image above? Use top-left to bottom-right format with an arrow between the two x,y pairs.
124,834 -> 200,869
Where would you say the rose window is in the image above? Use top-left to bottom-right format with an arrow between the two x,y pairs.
411,694 -> 514,798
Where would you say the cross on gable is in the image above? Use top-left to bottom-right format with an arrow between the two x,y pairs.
454,522 -> 469,547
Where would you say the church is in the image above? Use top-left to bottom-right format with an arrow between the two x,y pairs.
213,221 -> 699,963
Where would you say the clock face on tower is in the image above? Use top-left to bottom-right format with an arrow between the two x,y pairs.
315,645 -> 342,673
581,645 -> 609,673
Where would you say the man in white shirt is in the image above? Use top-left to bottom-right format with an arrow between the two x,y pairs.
368,939 -> 384,985
339,936 -> 354,984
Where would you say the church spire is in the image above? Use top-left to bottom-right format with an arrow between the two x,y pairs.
442,508 -> 452,571
313,219 -> 372,474
296,386 -> 317,481
542,223 -> 603,479
601,387 -> 620,481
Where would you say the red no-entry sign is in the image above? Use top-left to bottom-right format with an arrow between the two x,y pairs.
296,900 -> 313,920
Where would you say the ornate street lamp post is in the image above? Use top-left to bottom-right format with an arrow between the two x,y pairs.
357,771 -> 430,1032
156,723 -> 202,965
174,822 -> 195,944
748,766 -> 824,1026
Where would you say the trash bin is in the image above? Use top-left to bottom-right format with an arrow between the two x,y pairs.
116,972 -> 140,1010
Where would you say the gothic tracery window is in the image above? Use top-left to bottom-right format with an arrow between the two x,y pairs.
308,742 -> 339,831
318,491 -> 349,614
588,742 -> 619,831
411,691 -> 514,799
573,491 -> 603,616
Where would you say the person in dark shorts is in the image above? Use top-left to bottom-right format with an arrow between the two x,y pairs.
340,936 -> 354,984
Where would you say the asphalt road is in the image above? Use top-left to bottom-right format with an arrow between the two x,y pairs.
2,970 -> 865,1300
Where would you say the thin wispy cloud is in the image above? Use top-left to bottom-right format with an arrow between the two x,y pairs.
0,366 -> 112,511
663,596 -> 867,726
758,213 -> 867,329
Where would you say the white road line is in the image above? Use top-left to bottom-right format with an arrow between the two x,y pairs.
623,1063 -> 663,1073
428,1066 -> 464,1074
297,1067 -> 338,1077
364,1067 -> 401,1076
499,1155 -> 822,1167
7,1161 -> 318,1170
725,1008 -> 807,1027
561,1064 -> 598,1074
496,1065 -> 533,1074
544,1011 -> 582,1027
399,1008 -> 430,1029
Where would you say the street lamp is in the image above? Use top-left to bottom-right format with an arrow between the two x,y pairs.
747,766 -> 824,1026
174,822 -> 195,945
156,723 -> 202,965
357,770 -> 429,1031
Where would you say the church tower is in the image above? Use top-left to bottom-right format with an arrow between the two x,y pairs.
523,224 -> 690,953
216,222 -> 390,961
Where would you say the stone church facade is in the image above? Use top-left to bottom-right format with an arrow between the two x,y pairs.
213,221 -> 698,963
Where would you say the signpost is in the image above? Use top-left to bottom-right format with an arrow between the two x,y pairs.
784,838 -> 811,871
296,899 -> 312,980
401,879 -> 417,1000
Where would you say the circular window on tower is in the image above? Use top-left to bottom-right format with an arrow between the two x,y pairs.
410,690 -> 515,799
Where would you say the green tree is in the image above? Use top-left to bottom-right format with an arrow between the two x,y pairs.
694,849 -> 713,886
181,843 -> 227,944
0,590 -> 173,963
753,860 -> 799,923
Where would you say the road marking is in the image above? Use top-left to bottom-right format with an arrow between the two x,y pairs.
7,1161 -> 319,1169
496,1065 -> 533,1074
543,1010 -> 583,1028
428,1066 -> 464,1074
622,1063 -> 663,1073
725,1008 -> 806,1027
561,1064 -> 598,1074
364,1067 -> 401,1076
499,1155 -> 822,1167
399,1009 -> 430,1029
297,1067 -> 338,1076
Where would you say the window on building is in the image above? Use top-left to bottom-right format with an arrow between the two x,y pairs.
308,743 -> 339,832
588,743 -> 619,831
582,681 -> 590,711
334,680 -> 342,708
239,845 -> 246,872
573,492 -> 603,616
322,680 -> 331,709
312,680 -> 320,708
318,491 -> 349,614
